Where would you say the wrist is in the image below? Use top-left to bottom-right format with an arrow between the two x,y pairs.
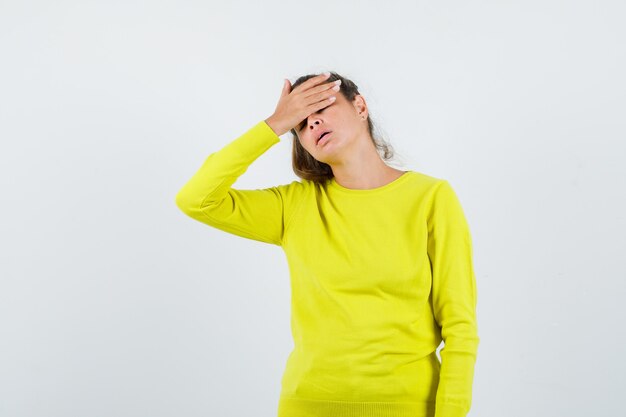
264,116 -> 287,137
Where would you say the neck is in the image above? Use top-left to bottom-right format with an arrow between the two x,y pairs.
329,138 -> 404,190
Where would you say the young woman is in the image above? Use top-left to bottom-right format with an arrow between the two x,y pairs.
175,71 -> 479,417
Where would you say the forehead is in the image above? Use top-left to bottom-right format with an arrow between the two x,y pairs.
317,92 -> 349,115
327,90 -> 350,107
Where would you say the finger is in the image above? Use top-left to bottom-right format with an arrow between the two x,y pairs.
307,94 -> 336,114
293,72 -> 331,93
303,79 -> 340,100
281,79 -> 291,97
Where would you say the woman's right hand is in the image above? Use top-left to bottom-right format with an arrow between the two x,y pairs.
265,72 -> 341,136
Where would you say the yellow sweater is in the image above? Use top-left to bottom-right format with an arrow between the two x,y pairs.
175,120 -> 480,417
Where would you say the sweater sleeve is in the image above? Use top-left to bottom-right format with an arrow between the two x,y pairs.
175,120 -> 287,246
427,180 -> 480,417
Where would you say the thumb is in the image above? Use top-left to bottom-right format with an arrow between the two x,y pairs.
281,78 -> 291,96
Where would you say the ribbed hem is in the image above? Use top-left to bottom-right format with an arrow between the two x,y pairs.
277,396 -> 436,417
433,402 -> 469,417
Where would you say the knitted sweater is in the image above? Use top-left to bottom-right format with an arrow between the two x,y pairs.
175,120 -> 480,417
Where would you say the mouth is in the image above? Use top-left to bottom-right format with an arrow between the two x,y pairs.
317,131 -> 332,144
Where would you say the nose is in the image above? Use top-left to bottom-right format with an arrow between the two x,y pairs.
308,119 -> 321,130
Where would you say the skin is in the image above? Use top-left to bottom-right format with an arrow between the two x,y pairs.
295,88 -> 407,190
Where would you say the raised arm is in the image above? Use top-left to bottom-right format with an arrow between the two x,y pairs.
175,120 -> 289,246
427,180 -> 480,417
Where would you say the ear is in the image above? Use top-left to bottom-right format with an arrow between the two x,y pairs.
353,95 -> 368,119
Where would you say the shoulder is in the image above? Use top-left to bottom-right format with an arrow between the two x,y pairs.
273,178 -> 312,196
402,172 -> 467,218
270,179 -> 317,216
400,170 -> 451,197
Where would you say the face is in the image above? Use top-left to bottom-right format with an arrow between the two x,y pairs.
295,92 -> 369,164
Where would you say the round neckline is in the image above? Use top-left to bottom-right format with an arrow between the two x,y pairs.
328,170 -> 413,194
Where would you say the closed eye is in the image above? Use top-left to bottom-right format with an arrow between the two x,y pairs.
298,107 -> 328,131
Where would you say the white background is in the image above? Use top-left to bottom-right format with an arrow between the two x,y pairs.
1,1 -> 624,416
